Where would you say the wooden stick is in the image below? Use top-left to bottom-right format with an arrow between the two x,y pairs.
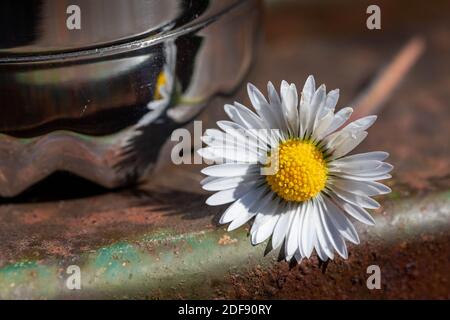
350,36 -> 425,120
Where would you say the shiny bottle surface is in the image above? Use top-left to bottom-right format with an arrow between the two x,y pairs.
0,0 -> 260,197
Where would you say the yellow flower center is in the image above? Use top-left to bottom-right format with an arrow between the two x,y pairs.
154,71 -> 167,100
266,139 -> 328,202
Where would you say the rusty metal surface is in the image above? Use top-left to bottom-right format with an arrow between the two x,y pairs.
0,190 -> 448,299
0,0 -> 450,299
227,192 -> 450,299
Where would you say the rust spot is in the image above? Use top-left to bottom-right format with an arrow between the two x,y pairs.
225,235 -> 450,299
17,208 -> 55,224
218,234 -> 238,246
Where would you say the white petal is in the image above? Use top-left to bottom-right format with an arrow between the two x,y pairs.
204,126 -> 266,152
299,75 -> 316,138
227,103 -> 276,147
271,203 -> 295,249
267,82 -> 289,136
303,84 -> 326,137
365,181 -> 392,194
334,163 -> 393,182
318,197 -> 348,259
296,204 -> 307,257
251,197 -> 280,244
202,139 -> 263,157
329,178 -> 387,197
204,128 -> 224,139
200,176 -> 216,186
201,163 -> 258,177
314,233 -> 329,262
300,201 -> 316,258
224,103 -> 264,130
302,75 -> 316,105
206,181 -> 257,206
293,251 -> 303,263
311,109 -> 334,141
252,215 -> 279,245
201,163 -> 259,177
323,89 -> 339,114
339,200 -> 376,226
198,146 -> 262,163
314,236 -> 328,261
341,115 -> 377,133
246,188 -> 273,215
339,151 -> 389,162
329,160 -> 383,174
351,163 -> 393,177
310,84 -> 327,134
219,185 -> 266,224
266,81 -> 290,136
228,188 -> 273,231
328,131 -> 368,160
337,173 -> 392,182
321,107 -> 353,137
216,120 -> 271,150
330,186 -> 380,209
323,196 -> 360,244
298,96 -> 310,139
324,128 -> 365,154
280,81 -> 299,135
247,83 -> 279,130
286,205 -> 302,257
314,198 -> 335,259
252,196 -> 278,225
202,176 -> 250,191
197,146 -> 221,163
267,81 -> 282,106
227,208 -> 256,231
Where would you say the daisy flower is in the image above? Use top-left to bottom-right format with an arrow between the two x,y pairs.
198,75 -> 392,262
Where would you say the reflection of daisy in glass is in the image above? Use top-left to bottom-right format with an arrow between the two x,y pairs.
137,41 -> 177,127
153,68 -> 170,101
138,40 -> 204,125
198,76 -> 392,262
